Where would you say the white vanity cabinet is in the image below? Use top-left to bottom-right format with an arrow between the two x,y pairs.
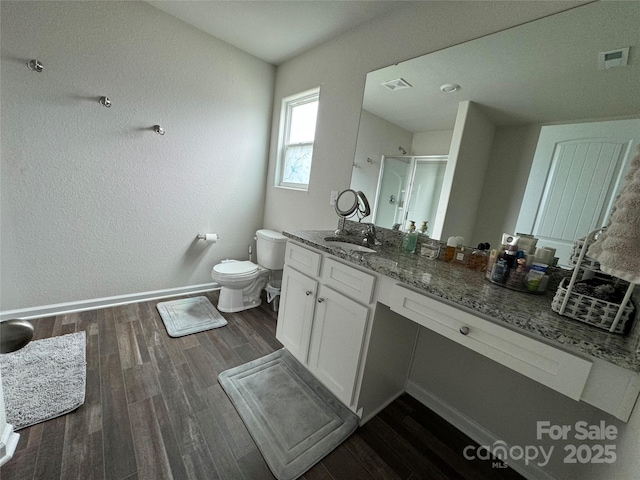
276,242 -> 376,408
307,284 -> 369,406
277,237 -> 640,423
276,264 -> 318,363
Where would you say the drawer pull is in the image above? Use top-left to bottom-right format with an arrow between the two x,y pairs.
317,298 -> 325,303
459,326 -> 470,336
305,290 -> 313,296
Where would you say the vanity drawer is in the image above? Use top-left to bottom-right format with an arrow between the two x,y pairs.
285,242 -> 322,277
389,284 -> 592,400
322,257 -> 376,305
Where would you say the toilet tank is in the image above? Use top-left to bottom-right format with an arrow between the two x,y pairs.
256,229 -> 287,269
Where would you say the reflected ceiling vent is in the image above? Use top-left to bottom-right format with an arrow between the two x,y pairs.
598,47 -> 630,70
382,78 -> 412,91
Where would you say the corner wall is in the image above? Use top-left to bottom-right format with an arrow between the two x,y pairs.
0,1 -> 275,310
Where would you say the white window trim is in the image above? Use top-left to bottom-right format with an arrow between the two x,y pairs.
275,87 -> 320,191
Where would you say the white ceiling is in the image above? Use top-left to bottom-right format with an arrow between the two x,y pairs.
146,1 -> 418,65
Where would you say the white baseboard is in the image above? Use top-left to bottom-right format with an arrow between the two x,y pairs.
406,381 -> 558,480
0,423 -> 19,467
0,283 -> 220,321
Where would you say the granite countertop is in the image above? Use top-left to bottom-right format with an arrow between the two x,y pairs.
283,229 -> 640,373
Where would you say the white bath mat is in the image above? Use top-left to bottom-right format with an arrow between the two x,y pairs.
157,296 -> 227,337
0,331 -> 87,430
219,349 -> 359,480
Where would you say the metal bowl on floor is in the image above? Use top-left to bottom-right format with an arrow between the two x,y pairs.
0,319 -> 34,354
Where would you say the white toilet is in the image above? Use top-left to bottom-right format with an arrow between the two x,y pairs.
211,229 -> 287,313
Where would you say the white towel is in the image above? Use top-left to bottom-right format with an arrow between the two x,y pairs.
588,146 -> 640,284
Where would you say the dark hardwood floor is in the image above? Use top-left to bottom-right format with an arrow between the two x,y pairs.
0,291 -> 523,480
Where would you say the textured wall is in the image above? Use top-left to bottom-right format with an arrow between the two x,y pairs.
0,1 -> 275,310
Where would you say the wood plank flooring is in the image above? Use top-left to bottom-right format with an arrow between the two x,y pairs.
1,291 -> 523,480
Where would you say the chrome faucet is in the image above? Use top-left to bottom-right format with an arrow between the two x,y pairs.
362,223 -> 379,247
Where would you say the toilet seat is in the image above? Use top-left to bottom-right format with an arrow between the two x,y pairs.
212,260 -> 259,277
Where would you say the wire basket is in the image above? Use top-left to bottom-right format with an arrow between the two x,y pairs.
552,278 -> 635,334
568,238 -> 601,271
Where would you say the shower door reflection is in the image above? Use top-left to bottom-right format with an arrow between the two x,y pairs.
373,155 -> 447,231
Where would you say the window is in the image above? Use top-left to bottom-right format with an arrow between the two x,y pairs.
275,88 -> 320,190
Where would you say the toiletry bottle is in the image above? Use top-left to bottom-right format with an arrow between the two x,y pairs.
491,259 -> 509,284
468,243 -> 490,272
525,262 -> 548,292
444,236 -> 457,262
485,248 -> 500,279
500,244 -> 518,269
419,221 -> 429,236
401,221 -> 418,254
505,251 -> 528,289
453,245 -> 471,265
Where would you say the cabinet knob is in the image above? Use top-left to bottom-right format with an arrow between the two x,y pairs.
317,298 -> 325,303
305,290 -> 313,296
459,326 -> 470,336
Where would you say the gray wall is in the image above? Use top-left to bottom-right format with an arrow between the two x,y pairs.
409,328 -> 640,480
0,1 -> 275,310
472,124 -> 543,245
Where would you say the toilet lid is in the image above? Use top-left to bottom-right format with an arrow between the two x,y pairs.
213,261 -> 258,276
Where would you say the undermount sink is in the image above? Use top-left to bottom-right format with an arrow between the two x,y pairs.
325,239 -> 376,253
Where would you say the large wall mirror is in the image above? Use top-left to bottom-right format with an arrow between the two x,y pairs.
349,1 -> 639,265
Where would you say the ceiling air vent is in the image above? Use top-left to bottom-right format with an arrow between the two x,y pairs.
382,78 -> 412,91
598,47 -> 630,70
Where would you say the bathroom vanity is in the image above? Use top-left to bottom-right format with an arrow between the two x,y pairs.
276,230 -> 640,424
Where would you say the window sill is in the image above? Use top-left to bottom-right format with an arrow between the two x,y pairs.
274,185 -> 309,192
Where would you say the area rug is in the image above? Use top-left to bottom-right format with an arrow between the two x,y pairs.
0,331 -> 86,430
218,349 -> 359,480
157,296 -> 227,337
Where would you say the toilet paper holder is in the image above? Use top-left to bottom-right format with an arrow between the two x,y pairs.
197,233 -> 220,241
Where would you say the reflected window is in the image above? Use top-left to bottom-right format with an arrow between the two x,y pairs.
276,88 -> 320,190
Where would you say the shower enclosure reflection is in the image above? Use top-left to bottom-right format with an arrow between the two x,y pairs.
373,155 -> 447,231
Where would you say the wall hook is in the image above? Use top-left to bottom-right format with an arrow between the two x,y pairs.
398,146 -> 407,155
99,96 -> 112,108
154,125 -> 165,135
27,59 -> 44,72
366,157 -> 375,164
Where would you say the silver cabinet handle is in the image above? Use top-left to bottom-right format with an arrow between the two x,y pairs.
305,290 -> 313,296
459,326 -> 470,335
317,298 -> 325,303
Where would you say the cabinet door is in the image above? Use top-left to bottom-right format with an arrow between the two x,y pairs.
308,285 -> 369,407
276,265 -> 317,363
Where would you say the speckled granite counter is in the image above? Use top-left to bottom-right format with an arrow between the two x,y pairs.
283,229 -> 640,373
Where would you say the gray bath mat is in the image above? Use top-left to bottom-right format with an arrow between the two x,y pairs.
0,331 -> 86,430
219,349 -> 359,480
157,296 -> 227,337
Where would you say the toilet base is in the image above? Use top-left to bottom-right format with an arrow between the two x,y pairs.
216,274 -> 269,313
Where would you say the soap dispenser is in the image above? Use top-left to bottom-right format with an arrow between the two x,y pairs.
401,221 -> 419,254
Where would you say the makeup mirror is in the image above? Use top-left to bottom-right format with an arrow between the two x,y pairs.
335,189 -> 358,217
